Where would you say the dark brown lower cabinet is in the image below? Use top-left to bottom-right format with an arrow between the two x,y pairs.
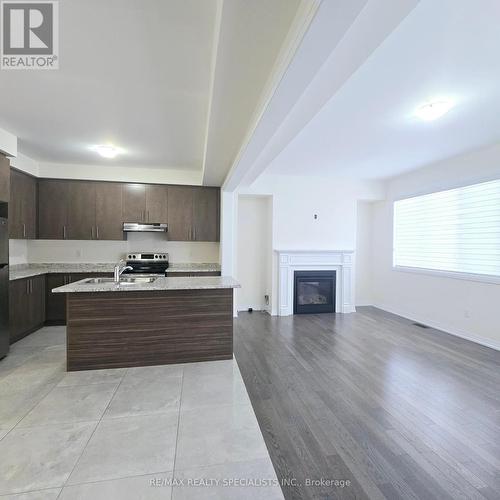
45,273 -> 113,325
9,275 -> 46,343
45,274 -> 67,325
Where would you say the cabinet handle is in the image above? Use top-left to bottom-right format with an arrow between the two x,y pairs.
26,280 -> 29,294
63,226 -> 67,239
91,226 -> 94,239
22,223 -> 26,238
96,226 -> 99,239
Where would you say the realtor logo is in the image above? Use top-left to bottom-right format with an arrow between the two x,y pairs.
1,1 -> 59,69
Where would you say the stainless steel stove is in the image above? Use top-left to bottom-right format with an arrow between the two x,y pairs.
124,252 -> 169,274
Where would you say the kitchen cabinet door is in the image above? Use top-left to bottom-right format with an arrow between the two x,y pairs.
122,183 -> 146,222
23,174 -> 37,239
96,182 -> 123,240
9,276 -> 45,343
29,275 -> 46,328
10,170 -> 38,239
167,186 -> 194,241
145,185 -> 168,223
193,187 -> 220,242
9,278 -> 29,343
67,181 -> 97,240
45,274 -> 67,324
38,180 -> 69,239
9,169 -> 24,238
0,154 -> 9,203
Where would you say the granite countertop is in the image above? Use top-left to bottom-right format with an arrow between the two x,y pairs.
52,276 -> 240,293
8,262 -> 221,281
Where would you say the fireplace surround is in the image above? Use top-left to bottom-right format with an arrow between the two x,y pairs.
277,250 -> 355,315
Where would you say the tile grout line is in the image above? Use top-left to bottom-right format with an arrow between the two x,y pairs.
55,367 -> 129,499
25,469 -> 174,495
0,370 -> 64,443
171,364 -> 185,479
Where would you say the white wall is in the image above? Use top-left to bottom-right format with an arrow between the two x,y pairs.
9,240 -> 28,265
0,127 -> 17,157
10,234 -> 219,264
236,173 -> 385,314
236,196 -> 272,311
355,201 -> 373,306
10,153 -> 39,176
244,173 -> 385,250
371,144 -> 500,350
37,162 -> 201,185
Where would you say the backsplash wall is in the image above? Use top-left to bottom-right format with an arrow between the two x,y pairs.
11,233 -> 220,264
9,239 -> 29,265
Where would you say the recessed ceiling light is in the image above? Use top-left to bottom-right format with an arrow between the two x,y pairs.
91,145 -> 123,159
415,100 -> 454,121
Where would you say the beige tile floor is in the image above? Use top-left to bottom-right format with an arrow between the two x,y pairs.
0,327 -> 283,499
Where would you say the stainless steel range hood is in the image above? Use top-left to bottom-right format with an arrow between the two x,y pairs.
123,222 -> 168,233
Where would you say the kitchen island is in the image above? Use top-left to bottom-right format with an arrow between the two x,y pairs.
53,276 -> 240,371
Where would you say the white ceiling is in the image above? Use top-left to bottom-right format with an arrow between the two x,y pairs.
202,0 -> 301,186
0,0 -> 217,170
265,0 -> 500,180
0,0 -> 302,184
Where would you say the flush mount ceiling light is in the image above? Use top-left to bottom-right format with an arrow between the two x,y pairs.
415,100 -> 454,121
91,145 -> 123,158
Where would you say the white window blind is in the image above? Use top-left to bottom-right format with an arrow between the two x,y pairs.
393,179 -> 500,279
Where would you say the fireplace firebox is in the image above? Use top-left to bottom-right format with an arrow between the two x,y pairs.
293,271 -> 336,314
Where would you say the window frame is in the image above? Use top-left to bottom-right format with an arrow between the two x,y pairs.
391,179 -> 500,285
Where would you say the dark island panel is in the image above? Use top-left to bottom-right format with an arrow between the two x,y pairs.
66,288 -> 233,371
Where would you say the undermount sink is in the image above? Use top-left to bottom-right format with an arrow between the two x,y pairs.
82,277 -> 158,285
120,276 -> 158,284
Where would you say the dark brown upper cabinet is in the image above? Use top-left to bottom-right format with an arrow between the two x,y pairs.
67,181 -> 96,240
145,185 -> 168,222
122,183 -> 146,222
9,169 -> 37,239
193,187 -> 220,242
167,186 -> 194,241
95,182 -> 123,240
122,183 -> 168,223
0,155 -> 9,203
167,186 -> 220,241
38,180 -> 69,239
36,179 -> 219,241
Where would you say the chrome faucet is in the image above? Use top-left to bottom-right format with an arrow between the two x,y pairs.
114,260 -> 133,283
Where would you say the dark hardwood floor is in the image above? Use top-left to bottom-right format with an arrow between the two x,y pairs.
234,307 -> 500,500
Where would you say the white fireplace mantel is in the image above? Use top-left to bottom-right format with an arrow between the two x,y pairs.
276,250 -> 355,315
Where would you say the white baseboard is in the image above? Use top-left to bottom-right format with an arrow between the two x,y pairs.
237,304 -> 268,313
371,302 -> 500,352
